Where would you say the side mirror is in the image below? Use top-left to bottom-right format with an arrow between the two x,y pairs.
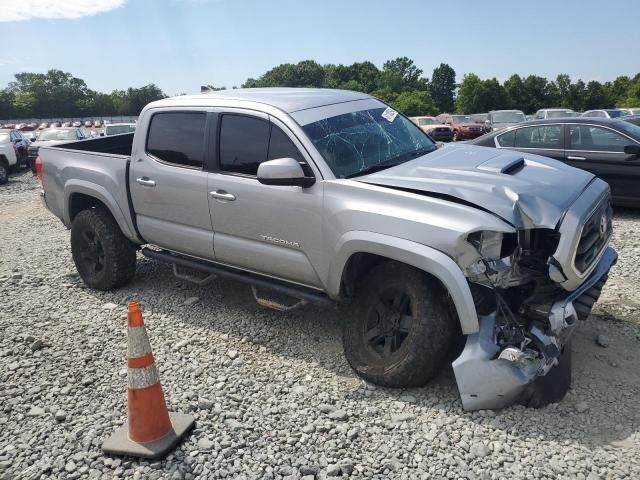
624,144 -> 640,157
257,157 -> 316,188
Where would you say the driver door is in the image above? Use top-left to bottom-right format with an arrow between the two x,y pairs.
206,111 -> 324,287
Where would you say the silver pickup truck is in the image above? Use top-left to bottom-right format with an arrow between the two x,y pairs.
37,88 -> 617,410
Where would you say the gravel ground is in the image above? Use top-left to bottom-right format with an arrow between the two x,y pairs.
1,170 -> 639,480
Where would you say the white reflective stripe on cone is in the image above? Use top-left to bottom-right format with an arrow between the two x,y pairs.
128,364 -> 160,389
128,326 -> 152,359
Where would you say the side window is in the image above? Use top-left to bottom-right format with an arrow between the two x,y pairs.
496,129 -> 515,147
569,125 -> 629,152
268,125 -> 304,163
514,125 -> 562,148
146,112 -> 206,168
219,115 -> 270,175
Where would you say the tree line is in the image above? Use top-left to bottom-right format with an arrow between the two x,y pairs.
0,70 -> 166,119
1,60 -> 639,119
241,58 -> 640,115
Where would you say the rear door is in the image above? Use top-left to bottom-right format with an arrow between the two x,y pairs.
206,110 -> 324,287
564,123 -> 640,202
495,124 -> 565,160
129,109 -> 216,260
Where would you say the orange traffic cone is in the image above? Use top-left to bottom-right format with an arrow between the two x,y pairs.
102,302 -> 195,459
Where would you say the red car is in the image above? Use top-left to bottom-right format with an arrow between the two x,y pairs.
435,114 -> 485,141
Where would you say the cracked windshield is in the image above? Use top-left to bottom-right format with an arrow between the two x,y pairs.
303,107 -> 436,178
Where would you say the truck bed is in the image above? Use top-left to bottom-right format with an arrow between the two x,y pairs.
55,132 -> 134,156
39,133 -> 139,243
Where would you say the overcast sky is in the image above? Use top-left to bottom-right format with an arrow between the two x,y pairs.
1,0 -> 639,95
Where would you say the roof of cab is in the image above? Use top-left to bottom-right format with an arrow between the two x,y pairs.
156,88 -> 372,113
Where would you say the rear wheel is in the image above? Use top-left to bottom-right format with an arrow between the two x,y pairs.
71,208 -> 137,290
342,261 -> 454,387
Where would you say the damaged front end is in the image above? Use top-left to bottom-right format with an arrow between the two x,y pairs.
452,187 -> 617,411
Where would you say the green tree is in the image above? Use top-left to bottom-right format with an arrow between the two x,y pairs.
504,74 -> 525,110
584,81 -> 613,110
243,60 -> 325,88
430,63 -> 456,113
391,90 -> 436,116
455,73 -> 484,113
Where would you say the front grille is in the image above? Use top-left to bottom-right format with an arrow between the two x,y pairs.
435,127 -> 449,132
574,198 -> 612,273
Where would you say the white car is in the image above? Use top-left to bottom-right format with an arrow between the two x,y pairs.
0,131 -> 20,184
619,108 -> 640,115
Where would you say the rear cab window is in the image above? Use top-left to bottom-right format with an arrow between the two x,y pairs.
146,112 -> 207,168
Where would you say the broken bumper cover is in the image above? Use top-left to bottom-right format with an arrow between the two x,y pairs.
452,246 -> 617,411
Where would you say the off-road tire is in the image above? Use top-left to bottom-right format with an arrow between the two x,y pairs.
0,161 -> 8,185
71,208 -> 136,290
342,261 -> 454,388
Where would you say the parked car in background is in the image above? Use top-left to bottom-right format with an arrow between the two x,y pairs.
93,120 -> 102,128
470,118 -> 640,206
0,129 -> 24,185
623,114 -> 640,127
470,113 -> 490,133
582,109 -> 628,119
84,120 -> 93,128
534,108 -> 575,119
486,109 -> 526,131
101,122 -> 137,137
51,122 -> 61,128
435,113 -> 484,141
72,121 -> 82,127
409,116 -> 452,142
61,122 -> 72,127
19,130 -> 37,142
619,108 -> 640,116
38,123 -> 49,130
28,127 -> 86,173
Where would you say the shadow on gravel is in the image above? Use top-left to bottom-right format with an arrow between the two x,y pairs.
82,256 -> 640,450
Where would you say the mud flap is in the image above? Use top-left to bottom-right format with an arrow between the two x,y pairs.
519,340 -> 572,408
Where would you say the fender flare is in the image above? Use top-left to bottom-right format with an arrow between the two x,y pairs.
63,180 -> 137,241
328,231 -> 479,335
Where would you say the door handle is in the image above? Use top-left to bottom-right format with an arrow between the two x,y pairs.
209,190 -> 236,201
136,177 -> 156,187
567,156 -> 586,161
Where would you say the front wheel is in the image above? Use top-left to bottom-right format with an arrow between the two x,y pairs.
342,261 -> 454,388
71,208 -> 137,290
452,130 -> 459,142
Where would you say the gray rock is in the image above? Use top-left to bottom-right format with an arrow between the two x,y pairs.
11,273 -> 22,280
340,460 -> 355,475
346,427 -> 359,440
197,438 -> 214,451
469,442 -> 491,458
391,413 -> 415,423
575,401 -> 590,413
301,424 -> 315,434
183,297 -> 199,306
299,465 -> 319,475
197,398 -> 214,410
326,464 -> 341,477
54,410 -> 67,422
26,406 -> 45,417
102,302 -> 119,310
327,410 -> 348,421
30,339 -> 45,351
318,404 -> 336,413
586,473 -> 601,480
227,350 -> 239,360
65,461 -> 77,473
596,334 -> 610,347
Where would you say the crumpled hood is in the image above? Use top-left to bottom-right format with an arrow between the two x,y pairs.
359,144 -> 595,229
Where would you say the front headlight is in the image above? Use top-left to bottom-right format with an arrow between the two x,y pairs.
467,231 -> 504,260
467,231 -> 517,261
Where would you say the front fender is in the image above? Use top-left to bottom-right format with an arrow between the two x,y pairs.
328,231 -> 479,335
63,180 -> 137,241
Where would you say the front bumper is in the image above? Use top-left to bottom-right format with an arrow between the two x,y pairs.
452,246 -> 617,411
457,129 -> 484,139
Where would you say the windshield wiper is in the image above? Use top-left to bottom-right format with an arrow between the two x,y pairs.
344,147 -> 435,179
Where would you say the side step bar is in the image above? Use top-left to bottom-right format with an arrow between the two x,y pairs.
141,248 -> 334,307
